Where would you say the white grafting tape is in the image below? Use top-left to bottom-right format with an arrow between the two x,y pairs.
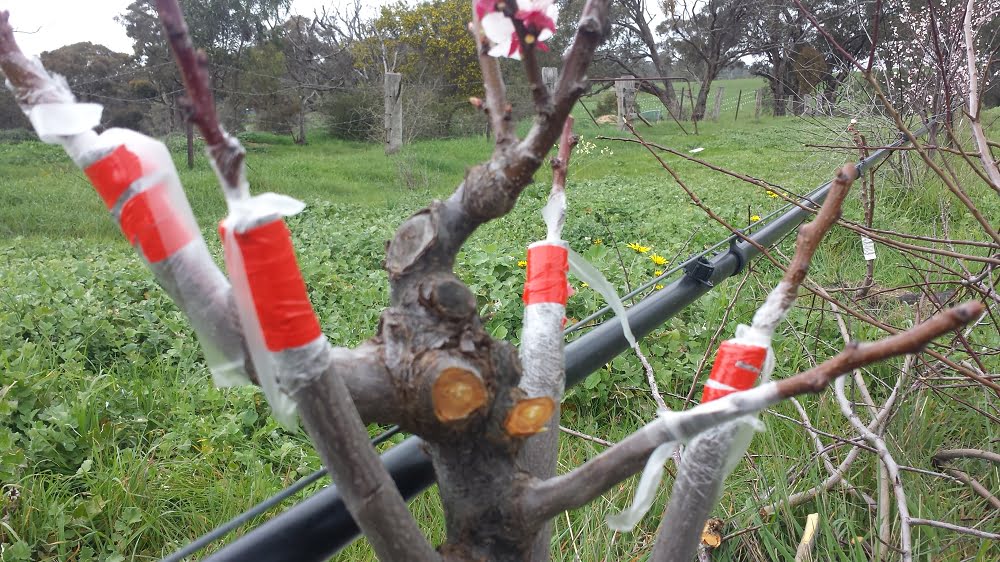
606,438 -> 678,531
27,102 -> 102,142
567,247 -> 637,347
221,192 -> 310,428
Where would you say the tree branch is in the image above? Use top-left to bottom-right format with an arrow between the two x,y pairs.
151,3 -> 437,559
155,0 -> 246,196
521,302 -> 982,523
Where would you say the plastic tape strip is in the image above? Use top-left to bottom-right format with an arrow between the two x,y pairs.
232,219 -> 322,352
118,183 -> 195,263
85,145 -> 143,209
701,341 -> 767,403
523,243 -> 571,306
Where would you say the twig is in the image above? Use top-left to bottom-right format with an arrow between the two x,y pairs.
155,0 -> 246,196
634,343 -> 666,410
471,6 -> 514,147
559,426 -> 614,447
834,375 -> 912,561
906,517 -> 1000,540
931,450 -> 1000,510
153,3 -> 438,560
933,449 -> 1000,464
522,303 -> 982,523
963,0 -> 1000,192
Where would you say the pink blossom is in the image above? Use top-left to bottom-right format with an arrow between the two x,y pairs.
480,0 -> 558,60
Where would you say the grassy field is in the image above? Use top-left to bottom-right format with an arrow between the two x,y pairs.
1,81 -> 998,561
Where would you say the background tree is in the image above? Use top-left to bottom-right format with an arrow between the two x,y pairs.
118,0 -> 291,131
38,42 -> 146,130
667,0 -> 754,120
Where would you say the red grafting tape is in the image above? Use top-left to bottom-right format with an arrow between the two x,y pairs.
523,244 -> 571,306
701,341 -> 767,403
118,183 -> 195,263
84,145 -> 143,209
234,219 -> 322,352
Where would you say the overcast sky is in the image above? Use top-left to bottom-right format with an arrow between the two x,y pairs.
5,0 -> 384,57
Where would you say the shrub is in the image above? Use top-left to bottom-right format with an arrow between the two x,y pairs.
322,88 -> 379,141
592,90 -> 617,116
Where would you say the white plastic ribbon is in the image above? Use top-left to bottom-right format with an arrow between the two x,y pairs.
606,436 -> 678,531
567,248 -> 636,347
27,102 -> 102,142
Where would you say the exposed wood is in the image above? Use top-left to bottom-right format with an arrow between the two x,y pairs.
793,513 -> 819,562
433,367 -> 487,422
505,397 -> 556,436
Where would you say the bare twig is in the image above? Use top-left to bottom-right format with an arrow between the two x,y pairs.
154,0 -> 246,196
471,6 -> 514,147
560,426 -> 614,447
931,450 -> 1000,510
963,0 -> 1000,191
152,3 -> 438,560
635,343 -> 667,410
832,322 -> 913,562
522,303 -> 982,523
906,517 -> 1000,540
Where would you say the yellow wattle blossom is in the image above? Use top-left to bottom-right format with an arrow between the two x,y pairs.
765,190 -> 779,198
627,242 -> 651,254
517,260 -> 527,268
650,254 -> 668,266
750,215 -> 761,222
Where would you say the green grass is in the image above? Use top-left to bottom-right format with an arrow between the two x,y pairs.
1,80 -> 998,561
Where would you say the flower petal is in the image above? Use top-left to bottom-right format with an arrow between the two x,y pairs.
482,12 -> 515,44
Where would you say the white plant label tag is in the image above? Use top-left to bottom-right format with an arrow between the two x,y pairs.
861,236 -> 877,261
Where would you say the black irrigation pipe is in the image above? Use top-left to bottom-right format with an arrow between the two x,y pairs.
185,119 -> 938,562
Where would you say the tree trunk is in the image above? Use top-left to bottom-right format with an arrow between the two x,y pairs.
693,69 -> 714,122
296,93 -> 307,145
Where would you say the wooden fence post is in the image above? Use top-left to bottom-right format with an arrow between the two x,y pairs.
678,87 -> 686,120
615,75 -> 637,131
754,88 -> 763,120
711,87 -> 724,121
734,89 -> 743,121
542,67 -> 558,94
384,72 -> 403,155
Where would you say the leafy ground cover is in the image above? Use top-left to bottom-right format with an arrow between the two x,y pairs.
1,82 -> 997,560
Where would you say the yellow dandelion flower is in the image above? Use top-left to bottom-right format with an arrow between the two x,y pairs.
750,215 -> 761,222
766,190 -> 779,198
654,270 -> 663,276
517,260 -> 527,268
655,284 -> 664,290
627,242 -> 651,254
581,282 -> 589,288
650,254 -> 667,266
594,238 -> 603,245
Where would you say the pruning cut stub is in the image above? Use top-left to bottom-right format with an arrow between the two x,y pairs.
504,396 -> 556,436
523,243 -> 571,306
701,341 -> 767,403
432,367 -> 487,422
227,219 -> 322,352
